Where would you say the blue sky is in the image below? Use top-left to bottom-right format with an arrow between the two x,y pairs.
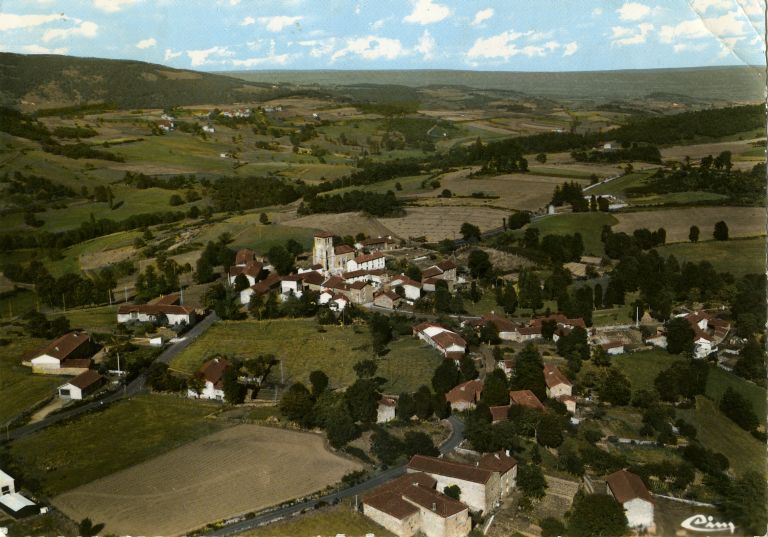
0,1 -> 764,71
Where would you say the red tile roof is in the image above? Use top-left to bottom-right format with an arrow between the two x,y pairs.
334,244 -> 355,255
432,331 -> 467,351
408,455 -> 494,484
360,236 -> 396,247
354,252 -> 386,264
445,379 -> 483,405
154,293 -> 180,305
33,332 -> 91,362
490,405 -> 510,422
509,389 -> 545,411
605,470 -> 653,504
314,231 -> 335,238
235,248 -> 256,266
543,364 -> 572,389
68,369 -> 104,390
478,451 -> 517,474
197,357 -> 230,388
482,313 -> 519,333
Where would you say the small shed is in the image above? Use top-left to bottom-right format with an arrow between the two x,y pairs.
58,370 -> 105,400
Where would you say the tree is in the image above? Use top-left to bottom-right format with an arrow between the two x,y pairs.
598,368 -> 632,406
369,313 -> 393,355
188,374 -> 205,396
666,317 -> 695,355
733,338 -> 767,382
233,273 -> 250,292
413,385 -> 434,420
511,343 -> 546,401
537,413 -> 565,448
481,369 -> 510,406
259,212 -> 270,225
540,517 -> 566,537
169,194 -> 184,206
309,370 -> 329,399
353,359 -> 378,379
459,355 -> 479,381
720,471 -> 768,536
280,382 -> 314,424
535,153 -> 547,163
326,406 -> 360,448
498,281 -> 518,314
371,429 -> 404,465
467,249 -> 492,279
345,379 -> 380,423
518,463 -> 547,500
222,366 -> 246,404
567,493 -> 628,537
432,359 -> 460,394
396,392 -> 416,421
403,431 -> 439,457
688,225 -> 700,243
713,220 -> 729,241
460,222 -> 481,242
444,484 -> 461,500
519,271 -> 543,312
78,518 -> 105,537
267,245 -> 294,275
719,387 -> 758,431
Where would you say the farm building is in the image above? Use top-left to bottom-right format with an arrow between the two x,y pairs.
228,260 -> 264,286
27,331 -> 95,373
413,322 -> 467,360
543,364 -> 572,398
58,370 -> 105,400
377,396 -> 397,423
605,469 -> 655,532
445,379 -> 483,411
117,304 -> 196,326
0,469 -> 38,518
363,472 -> 471,537
187,357 -> 230,401
240,272 -> 282,305
509,390 -> 545,411
356,236 -> 398,252
374,290 -> 402,310
390,275 -> 422,301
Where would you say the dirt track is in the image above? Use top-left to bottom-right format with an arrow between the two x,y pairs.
53,425 -> 362,537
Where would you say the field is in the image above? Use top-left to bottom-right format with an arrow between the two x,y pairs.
609,350 -> 685,395
62,305 -> 118,332
169,319 -> 442,393
245,506 -> 394,537
378,205 -> 509,242
53,425 -> 362,537
656,237 -> 765,276
0,333 -> 61,425
613,206 -> 766,243
705,366 -> 766,419
585,170 -> 657,196
530,212 -> 618,255
283,212 -> 394,241
9,395 -> 222,497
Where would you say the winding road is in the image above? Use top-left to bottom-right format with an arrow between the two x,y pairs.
204,415 -> 466,537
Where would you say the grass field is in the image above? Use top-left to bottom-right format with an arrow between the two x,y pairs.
53,425 -> 362,537
705,366 -> 766,419
246,506 -> 394,537
627,191 -> 729,206
379,205 -> 509,242
283,212 -> 395,240
9,395 -> 222,497
0,334 -> 61,425
600,349 -> 685,395
47,230 -> 141,276
0,288 -> 38,319
586,170 -> 657,196
169,319 -> 442,393
613,206 -> 765,243
656,237 -> 765,276
196,213 -> 316,255
63,305 -> 118,332
529,212 -> 618,255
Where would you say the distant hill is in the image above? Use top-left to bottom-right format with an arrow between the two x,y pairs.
0,53 -> 272,110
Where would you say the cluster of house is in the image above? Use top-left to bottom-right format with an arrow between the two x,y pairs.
116,293 -> 196,327
646,310 -> 730,359
465,312 -> 586,343
0,469 -> 41,519
363,452 -> 517,537
216,108 -> 252,119
21,331 -> 107,401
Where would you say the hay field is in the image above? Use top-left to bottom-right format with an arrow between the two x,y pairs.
53,425 -> 362,537
379,206 -> 509,242
283,212 -> 395,239
613,206 -> 765,243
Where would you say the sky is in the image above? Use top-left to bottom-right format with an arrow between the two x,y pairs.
0,0 -> 764,72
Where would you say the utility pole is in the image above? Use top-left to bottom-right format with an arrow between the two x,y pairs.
124,286 -> 128,303
62,294 -> 66,312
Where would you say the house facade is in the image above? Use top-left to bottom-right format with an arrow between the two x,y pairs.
543,364 -> 572,398
0,469 -> 37,518
28,331 -> 94,372
187,357 -> 230,401
605,469 -> 655,532
58,370 -> 105,400
445,379 -> 483,411
117,304 -> 196,326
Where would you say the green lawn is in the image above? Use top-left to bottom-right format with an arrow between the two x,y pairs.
530,212 -> 618,255
627,191 -> 729,206
46,230 -> 141,277
63,305 -> 118,332
169,319 -> 442,393
0,288 -> 39,319
587,170 -> 657,196
8,395 -> 223,497
705,366 -> 766,420
0,334 -> 61,425
197,214 -> 316,255
245,506 -> 394,537
527,166 -> 601,179
656,237 -> 765,277
610,349 -> 685,395
677,396 -> 766,476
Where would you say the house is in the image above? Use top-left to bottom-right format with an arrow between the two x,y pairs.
445,379 -> 483,411
343,269 -> 388,288
356,236 -> 398,252
509,390 -> 545,411
58,370 -> 105,400
363,472 -> 471,537
413,322 -> 467,360
187,357 -> 230,401
377,396 -> 397,423
543,364 -> 572,398
347,251 -> 386,272
563,262 -> 588,279
228,261 -> 264,287
559,395 -> 577,414
422,260 -> 457,283
0,469 -> 38,519
280,274 -> 305,300
391,275 -> 422,301
240,272 -> 282,305
478,451 -> 517,495
117,304 -> 196,326
318,290 -> 349,311
28,332 -> 95,373
374,290 -> 402,310
681,311 -> 730,359
407,455 -> 501,513
479,313 -> 520,341
490,405 -> 510,423
601,341 -> 625,355
332,244 -> 357,272
605,469 -> 655,532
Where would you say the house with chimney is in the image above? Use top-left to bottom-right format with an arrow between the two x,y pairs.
187,357 -> 230,401
605,469 -> 655,532
27,331 -> 95,374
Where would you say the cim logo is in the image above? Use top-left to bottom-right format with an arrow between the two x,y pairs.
681,514 -> 736,534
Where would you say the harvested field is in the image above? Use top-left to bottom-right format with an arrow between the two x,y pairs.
613,206 -> 766,243
379,206 -> 509,242
283,212 -> 395,240
661,137 -> 764,162
54,425 -> 362,537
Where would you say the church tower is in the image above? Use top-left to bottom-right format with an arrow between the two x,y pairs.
313,231 -> 334,271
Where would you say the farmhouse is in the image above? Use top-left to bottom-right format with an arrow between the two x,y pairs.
228,260 -> 264,286
347,251 -> 386,272
356,236 -> 398,252
374,289 -> 402,310
187,357 -> 230,401
445,379 -> 483,411
28,331 -> 95,373
234,248 -> 257,266
318,290 -> 349,311
422,260 -> 457,283
377,396 -> 397,423
681,311 -> 730,359
413,322 -> 467,360
117,303 -> 196,326
391,275 -> 422,301
543,364 -> 572,398
478,451 -> 518,495
363,472 -> 471,537
605,469 -> 655,532
240,272 -> 282,305
0,469 -> 38,519
407,455 -> 501,513
478,313 -> 520,341
343,268 -> 388,288
58,370 -> 105,400
509,390 -> 545,411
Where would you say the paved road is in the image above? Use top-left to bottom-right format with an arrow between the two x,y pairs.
205,415 -> 466,537
4,312 -> 219,442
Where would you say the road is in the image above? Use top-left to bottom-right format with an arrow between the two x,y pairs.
204,415 -> 466,537
4,312 -> 219,442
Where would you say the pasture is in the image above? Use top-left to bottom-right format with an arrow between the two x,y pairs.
655,237 -> 765,276
169,319 -> 442,393
613,206 -> 766,243
379,206 -> 509,242
9,395 -> 222,497
530,212 -> 618,255
53,425 -> 362,537
282,211 -> 395,240
63,305 -> 118,332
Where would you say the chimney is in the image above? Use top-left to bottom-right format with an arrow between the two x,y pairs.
432,503 -> 436,512
505,449 -> 510,457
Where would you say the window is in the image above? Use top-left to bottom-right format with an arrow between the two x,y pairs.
1,485 -> 10,495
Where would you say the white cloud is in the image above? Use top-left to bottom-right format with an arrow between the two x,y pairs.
673,42 -> 708,52
92,0 -> 140,13
610,22 -> 654,45
467,30 -> 525,60
23,44 -> 68,54
592,7 -> 604,16
659,10 -> 746,43
690,0 -> 732,12
617,2 -> 652,20
415,29 -> 436,60
403,0 -> 451,25
230,53 -> 291,67
741,0 -> 764,16
258,15 -> 302,32
0,12 -> 64,31
297,38 -> 337,58
136,37 -> 157,49
42,20 -> 98,42
527,30 -> 554,42
563,41 -> 579,56
471,8 -> 494,27
241,16 -> 256,26
186,46 -> 233,67
332,35 -> 406,61
164,48 -> 182,61
371,18 -> 389,30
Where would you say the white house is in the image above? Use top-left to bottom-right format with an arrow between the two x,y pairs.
605,470 -> 655,532
391,275 -> 422,302
280,275 -> 304,300
0,469 -> 38,518
601,341 -> 626,355
28,331 -> 94,372
228,260 -> 263,286
58,370 -> 105,400
187,357 -> 230,401
445,379 -> 483,411
117,304 -> 196,326
413,322 -> 467,360
478,451 -> 518,496
543,364 -> 572,398
377,396 -> 397,423
347,252 -> 386,273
